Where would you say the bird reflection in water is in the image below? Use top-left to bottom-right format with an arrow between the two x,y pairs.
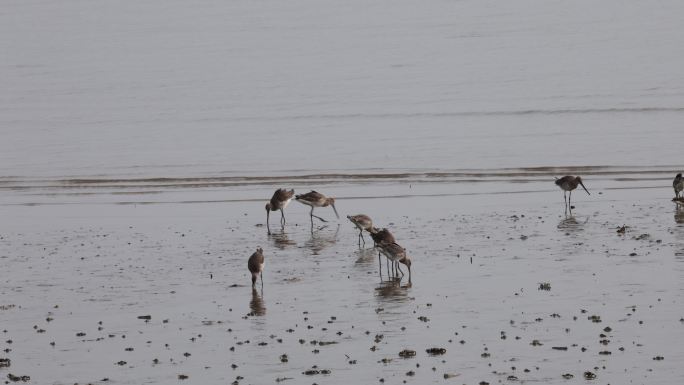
268,229 -> 296,250
248,288 -> 266,316
353,247 -> 379,265
305,224 -> 340,255
675,204 -> 684,224
557,215 -> 588,234
375,279 -> 412,302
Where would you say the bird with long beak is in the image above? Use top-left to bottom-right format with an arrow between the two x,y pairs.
673,173 -> 683,199
347,214 -> 373,246
295,190 -> 339,225
369,227 -> 396,275
247,247 -> 264,288
376,241 -> 412,283
370,227 -> 396,245
554,175 -> 590,211
265,188 -> 295,232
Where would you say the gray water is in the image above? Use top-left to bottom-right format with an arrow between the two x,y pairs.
2,0 -> 684,181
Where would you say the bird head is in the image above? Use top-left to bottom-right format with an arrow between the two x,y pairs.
326,197 -> 339,218
576,176 -> 590,195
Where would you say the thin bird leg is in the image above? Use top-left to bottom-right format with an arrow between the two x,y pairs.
260,272 -> 263,289
378,252 -> 382,279
569,191 -> 572,211
266,211 -> 271,234
280,209 -> 286,226
397,264 -> 404,277
386,258 -> 390,277
359,230 -> 365,246
312,214 -> 328,222
308,206 -> 328,222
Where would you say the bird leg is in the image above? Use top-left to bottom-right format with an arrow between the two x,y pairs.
359,230 -> 365,246
309,206 -> 328,223
266,211 -> 271,234
260,272 -> 263,289
569,191 -> 572,212
397,264 -> 404,277
280,209 -> 286,227
378,252 -> 382,280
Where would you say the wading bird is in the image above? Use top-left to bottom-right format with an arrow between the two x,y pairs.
370,227 -> 396,274
295,190 -> 339,225
347,214 -> 373,246
265,189 -> 295,232
376,241 -> 412,283
555,175 -> 590,211
673,173 -> 683,199
247,247 -> 264,288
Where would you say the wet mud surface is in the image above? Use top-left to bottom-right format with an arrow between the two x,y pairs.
2,185 -> 684,384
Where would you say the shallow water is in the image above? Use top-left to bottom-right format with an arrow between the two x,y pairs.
2,183 -> 684,384
2,0 -> 684,179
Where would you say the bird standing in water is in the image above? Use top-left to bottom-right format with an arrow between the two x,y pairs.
247,247 -> 264,288
347,214 -> 373,246
555,175 -> 590,212
295,190 -> 339,225
673,173 -> 683,199
265,189 -> 295,232
376,241 -> 412,283
370,227 -> 396,275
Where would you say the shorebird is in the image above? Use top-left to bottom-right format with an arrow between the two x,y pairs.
554,175 -> 590,211
295,190 -> 339,225
265,189 -> 294,232
247,247 -> 264,288
370,228 -> 396,245
376,241 -> 412,282
370,227 -> 397,278
347,214 -> 373,246
370,228 -> 396,275
673,173 -> 683,199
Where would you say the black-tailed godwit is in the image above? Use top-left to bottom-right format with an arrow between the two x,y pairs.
295,190 -> 339,225
265,189 -> 295,232
347,214 -> 373,246
554,175 -> 590,211
376,241 -> 412,283
673,173 -> 683,199
247,247 -> 264,288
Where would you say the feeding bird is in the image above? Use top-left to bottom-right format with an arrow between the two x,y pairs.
376,241 -> 412,282
370,227 -> 397,275
347,214 -> 373,246
673,173 -> 683,199
295,190 -> 339,225
265,189 -> 295,232
554,175 -> 590,211
247,247 -> 264,288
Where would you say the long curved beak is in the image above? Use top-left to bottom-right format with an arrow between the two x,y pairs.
580,182 -> 590,195
331,203 -> 339,219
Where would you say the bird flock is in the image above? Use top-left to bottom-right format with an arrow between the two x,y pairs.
248,173 -> 684,288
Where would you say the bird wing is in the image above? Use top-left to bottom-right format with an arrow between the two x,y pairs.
296,190 -> 324,202
272,188 -> 294,203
